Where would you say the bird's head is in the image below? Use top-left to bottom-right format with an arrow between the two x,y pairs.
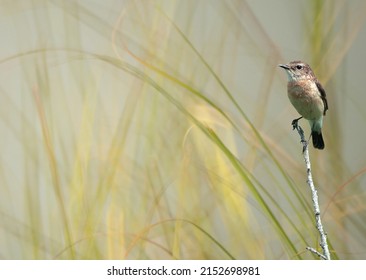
278,61 -> 315,82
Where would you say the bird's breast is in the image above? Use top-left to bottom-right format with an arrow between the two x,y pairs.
287,80 -> 324,120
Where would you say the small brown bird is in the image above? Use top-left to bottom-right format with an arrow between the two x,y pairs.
279,61 -> 328,150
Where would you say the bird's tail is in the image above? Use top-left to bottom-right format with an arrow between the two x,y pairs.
312,130 -> 325,150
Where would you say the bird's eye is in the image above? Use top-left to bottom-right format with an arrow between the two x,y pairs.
296,65 -> 303,70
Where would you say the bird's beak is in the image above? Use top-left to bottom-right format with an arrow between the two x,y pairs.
278,64 -> 290,70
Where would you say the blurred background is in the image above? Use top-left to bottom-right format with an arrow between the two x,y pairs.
0,0 -> 365,259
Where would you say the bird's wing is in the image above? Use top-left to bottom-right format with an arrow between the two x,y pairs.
316,81 -> 328,115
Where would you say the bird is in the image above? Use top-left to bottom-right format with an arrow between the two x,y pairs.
278,61 -> 328,150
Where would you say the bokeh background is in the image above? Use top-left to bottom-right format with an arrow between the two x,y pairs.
0,0 -> 366,259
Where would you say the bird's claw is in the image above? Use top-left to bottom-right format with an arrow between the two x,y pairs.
291,117 -> 303,130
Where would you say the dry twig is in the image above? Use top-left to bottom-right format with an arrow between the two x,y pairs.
292,121 -> 331,260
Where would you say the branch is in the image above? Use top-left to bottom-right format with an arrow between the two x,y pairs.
292,121 -> 331,260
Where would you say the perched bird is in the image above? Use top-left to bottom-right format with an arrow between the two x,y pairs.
278,61 -> 328,150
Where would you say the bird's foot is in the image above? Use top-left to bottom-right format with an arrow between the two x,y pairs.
291,116 -> 303,130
